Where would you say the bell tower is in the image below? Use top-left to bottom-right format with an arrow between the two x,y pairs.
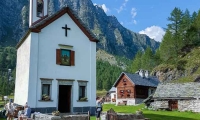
29,0 -> 48,26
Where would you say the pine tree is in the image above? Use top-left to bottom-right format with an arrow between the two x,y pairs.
159,30 -> 177,63
181,9 -> 191,46
141,47 -> 154,70
130,51 -> 142,73
191,11 -> 197,24
167,7 -> 184,49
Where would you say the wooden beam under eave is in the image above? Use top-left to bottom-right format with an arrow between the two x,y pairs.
90,38 -> 99,43
31,28 -> 41,33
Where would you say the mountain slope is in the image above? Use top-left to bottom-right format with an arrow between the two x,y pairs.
0,0 -> 159,59
152,47 -> 200,83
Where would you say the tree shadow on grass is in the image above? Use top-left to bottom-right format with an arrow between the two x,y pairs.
144,113 -> 198,120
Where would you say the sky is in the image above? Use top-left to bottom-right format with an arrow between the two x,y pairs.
91,0 -> 200,42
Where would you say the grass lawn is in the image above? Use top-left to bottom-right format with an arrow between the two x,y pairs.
0,103 -> 199,120
100,104 -> 200,120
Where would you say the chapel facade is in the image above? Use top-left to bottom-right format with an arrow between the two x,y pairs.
14,0 -> 98,114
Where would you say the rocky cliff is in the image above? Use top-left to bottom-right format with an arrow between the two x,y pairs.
0,0 -> 159,59
152,47 -> 200,83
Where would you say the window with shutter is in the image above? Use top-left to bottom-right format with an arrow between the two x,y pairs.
56,49 -> 75,66
70,50 -> 75,66
56,49 -> 61,65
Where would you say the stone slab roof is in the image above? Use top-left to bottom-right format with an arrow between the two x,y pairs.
113,72 -> 160,87
125,72 -> 159,87
153,82 -> 200,99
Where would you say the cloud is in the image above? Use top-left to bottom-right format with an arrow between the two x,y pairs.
101,4 -> 110,13
131,8 -> 137,18
133,20 -> 137,25
94,3 -> 110,13
120,22 -> 124,25
117,0 -> 129,13
139,26 -> 165,42
130,7 -> 137,25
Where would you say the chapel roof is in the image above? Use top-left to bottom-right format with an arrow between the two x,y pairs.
16,6 -> 99,49
153,82 -> 200,99
113,72 -> 160,87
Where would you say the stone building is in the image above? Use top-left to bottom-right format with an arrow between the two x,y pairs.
152,82 -> 200,112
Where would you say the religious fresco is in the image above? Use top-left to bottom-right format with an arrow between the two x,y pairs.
37,0 -> 43,17
61,49 -> 70,66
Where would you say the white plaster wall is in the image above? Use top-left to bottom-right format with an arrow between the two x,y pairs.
110,93 -> 116,104
31,13 -> 96,108
14,35 -> 31,105
115,88 -> 118,106
127,99 -> 136,105
27,33 -> 39,108
116,98 -> 135,105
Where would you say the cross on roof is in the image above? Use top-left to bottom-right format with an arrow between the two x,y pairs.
62,24 -> 71,37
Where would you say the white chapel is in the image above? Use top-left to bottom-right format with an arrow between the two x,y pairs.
14,0 -> 98,114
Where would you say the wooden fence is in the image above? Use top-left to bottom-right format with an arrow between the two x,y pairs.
106,108 -> 117,120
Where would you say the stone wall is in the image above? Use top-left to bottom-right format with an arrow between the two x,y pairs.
151,100 -> 200,112
34,113 -> 89,120
31,106 -> 96,116
178,100 -> 200,112
101,112 -> 148,120
151,100 -> 168,110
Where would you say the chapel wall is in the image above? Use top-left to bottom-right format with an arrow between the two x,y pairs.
34,13 -> 96,108
15,35 -> 32,105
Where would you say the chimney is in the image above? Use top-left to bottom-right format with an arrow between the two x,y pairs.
139,69 -> 145,78
145,70 -> 149,79
135,70 -> 139,74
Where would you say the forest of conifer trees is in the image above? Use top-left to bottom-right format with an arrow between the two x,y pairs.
130,8 -> 200,73
0,8 -> 200,94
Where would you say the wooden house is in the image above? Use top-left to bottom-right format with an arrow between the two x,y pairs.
152,82 -> 200,112
113,70 -> 159,105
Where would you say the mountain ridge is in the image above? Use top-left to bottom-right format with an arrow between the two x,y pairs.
0,0 -> 159,59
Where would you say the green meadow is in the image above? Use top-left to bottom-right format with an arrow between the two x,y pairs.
91,104 -> 200,120
1,99 -> 200,120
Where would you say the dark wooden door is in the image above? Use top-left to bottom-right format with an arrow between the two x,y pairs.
169,100 -> 178,110
58,85 -> 71,113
